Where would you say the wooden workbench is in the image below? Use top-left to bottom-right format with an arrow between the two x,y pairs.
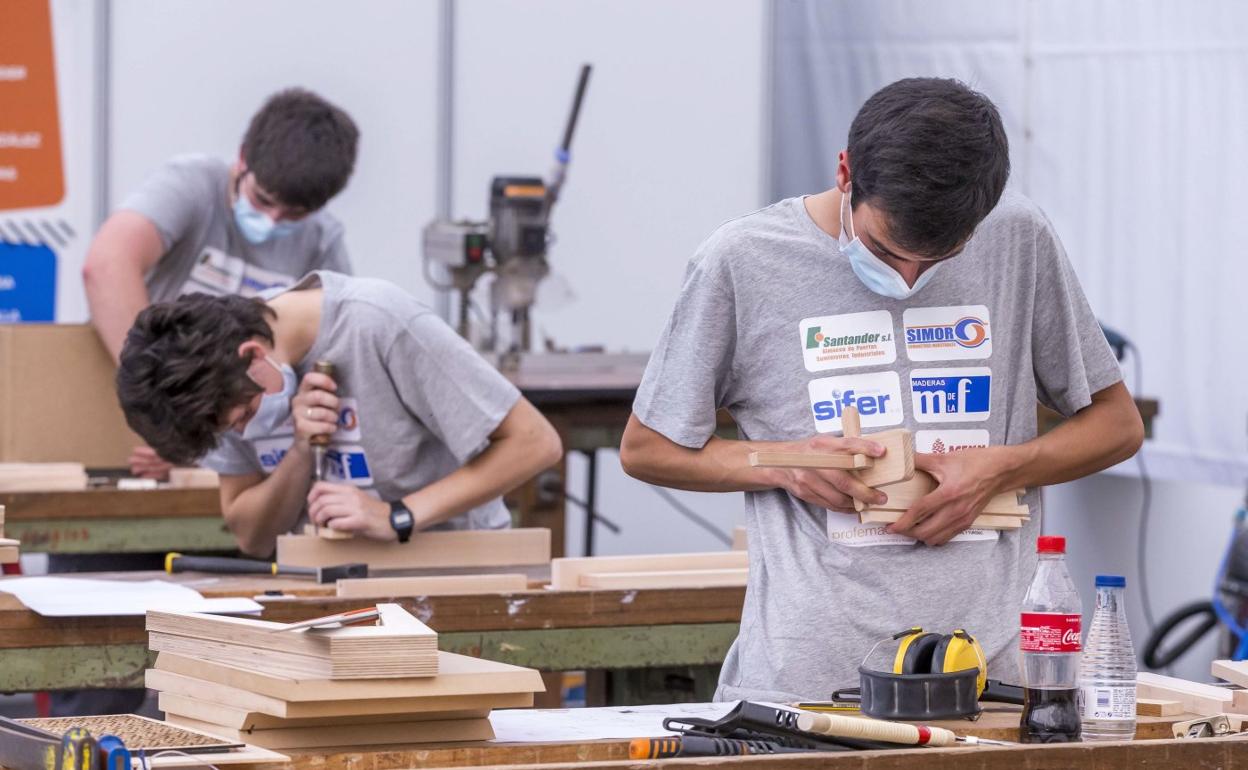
0,573 -> 745,694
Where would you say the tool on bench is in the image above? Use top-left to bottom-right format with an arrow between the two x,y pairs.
662,701 -> 892,752
795,712 -> 1015,747
165,553 -> 367,583
0,718 -> 106,770
95,736 -> 129,770
629,735 -> 810,758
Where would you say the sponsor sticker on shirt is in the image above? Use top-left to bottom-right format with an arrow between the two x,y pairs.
910,367 -> 991,423
808,371 -> 904,433
903,305 -> 991,361
799,311 -> 896,372
181,248 -> 297,298
825,511 -> 999,547
915,429 -> 990,454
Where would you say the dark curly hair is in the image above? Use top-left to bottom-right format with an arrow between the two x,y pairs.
848,78 -> 1009,259
117,294 -> 276,464
242,87 -> 359,212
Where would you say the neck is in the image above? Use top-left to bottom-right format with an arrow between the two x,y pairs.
266,289 -> 322,365
805,188 -> 846,240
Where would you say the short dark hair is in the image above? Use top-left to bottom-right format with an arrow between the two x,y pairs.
847,78 -> 1009,258
117,295 -> 275,465
241,88 -> 359,212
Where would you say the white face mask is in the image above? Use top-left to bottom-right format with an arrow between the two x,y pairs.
241,356 -> 298,440
233,176 -> 301,244
839,187 -> 942,300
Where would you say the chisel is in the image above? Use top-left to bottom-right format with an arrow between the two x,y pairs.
165,553 -> 366,583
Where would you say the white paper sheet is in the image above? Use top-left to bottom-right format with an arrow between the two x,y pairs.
0,577 -> 263,617
489,702 -> 738,743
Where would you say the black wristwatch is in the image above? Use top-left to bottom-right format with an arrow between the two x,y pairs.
389,500 -> 415,543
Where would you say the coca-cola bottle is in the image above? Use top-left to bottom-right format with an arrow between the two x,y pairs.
1019,535 -> 1083,743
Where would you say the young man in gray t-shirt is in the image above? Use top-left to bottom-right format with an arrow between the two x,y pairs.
621,79 -> 1145,701
83,88 -> 358,478
115,271 -> 563,557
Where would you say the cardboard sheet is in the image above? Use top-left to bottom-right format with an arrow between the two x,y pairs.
0,577 -> 262,617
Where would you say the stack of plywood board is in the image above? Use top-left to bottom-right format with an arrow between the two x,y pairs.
0,505 -> 17,564
855,470 -> 1031,531
549,551 -> 748,590
146,604 -> 438,680
147,606 -> 544,749
276,527 -> 551,570
0,462 -> 88,492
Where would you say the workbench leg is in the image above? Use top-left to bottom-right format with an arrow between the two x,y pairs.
513,456 -> 567,558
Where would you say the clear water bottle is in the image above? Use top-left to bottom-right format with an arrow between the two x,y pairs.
1019,535 -> 1083,743
1079,575 -> 1137,741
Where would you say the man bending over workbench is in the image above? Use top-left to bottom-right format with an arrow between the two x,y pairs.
619,78 -> 1144,701
115,270 -> 563,556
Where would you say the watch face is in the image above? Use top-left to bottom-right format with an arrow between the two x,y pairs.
393,509 -> 414,528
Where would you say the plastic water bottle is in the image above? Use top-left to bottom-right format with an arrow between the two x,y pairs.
1079,575 -> 1137,741
1019,535 -> 1082,743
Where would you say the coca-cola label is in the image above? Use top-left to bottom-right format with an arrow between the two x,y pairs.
1020,612 -> 1082,652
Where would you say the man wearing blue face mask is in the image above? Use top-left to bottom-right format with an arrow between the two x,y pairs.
619,78 -> 1144,702
82,87 -> 358,479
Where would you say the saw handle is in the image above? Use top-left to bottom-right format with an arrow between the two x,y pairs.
165,553 -> 276,576
796,711 -> 957,747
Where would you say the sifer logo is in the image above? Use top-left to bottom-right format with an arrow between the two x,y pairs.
807,371 -> 904,433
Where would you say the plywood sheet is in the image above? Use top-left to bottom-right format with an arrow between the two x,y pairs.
157,693 -> 488,731
578,568 -> 748,590
164,713 -> 494,749
336,574 -> 528,599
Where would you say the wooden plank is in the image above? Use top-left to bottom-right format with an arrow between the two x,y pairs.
276,528 -> 551,570
1213,659 -> 1248,689
1138,671 -> 1234,715
164,713 -> 495,749
157,692 -> 488,730
731,526 -> 746,551
0,545 -> 16,564
579,568 -> 748,590
748,452 -> 870,471
336,574 -> 529,599
1138,697 -> 1184,717
0,487 -> 221,521
167,468 -> 219,489
1235,688 -> 1248,714
549,552 -> 748,591
153,650 -> 545,702
146,668 -> 532,719
146,603 -> 438,679
858,509 -> 1026,531
0,463 -> 89,492
859,471 -> 1029,517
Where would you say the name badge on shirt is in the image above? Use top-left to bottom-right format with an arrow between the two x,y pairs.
180,247 -> 297,298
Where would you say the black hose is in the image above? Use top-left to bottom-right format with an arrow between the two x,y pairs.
1142,600 -> 1220,670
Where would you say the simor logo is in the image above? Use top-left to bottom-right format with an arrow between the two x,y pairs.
906,316 -> 989,349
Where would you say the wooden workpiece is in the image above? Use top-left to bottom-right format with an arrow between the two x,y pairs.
276,528 -> 552,570
549,552 -> 748,591
1138,670 -> 1235,715
146,603 -> 438,680
0,463 -> 88,492
336,573 -> 530,598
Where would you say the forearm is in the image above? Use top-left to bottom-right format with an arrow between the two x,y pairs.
620,415 -> 786,493
996,382 -> 1145,491
222,446 -> 316,555
401,420 -> 561,530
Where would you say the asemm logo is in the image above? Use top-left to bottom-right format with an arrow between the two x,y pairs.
910,367 -> 991,423
906,317 -> 989,349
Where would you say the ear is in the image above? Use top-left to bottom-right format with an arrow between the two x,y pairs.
836,150 -> 851,193
238,339 -> 265,362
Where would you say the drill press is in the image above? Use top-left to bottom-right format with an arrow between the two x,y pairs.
423,63 -> 592,357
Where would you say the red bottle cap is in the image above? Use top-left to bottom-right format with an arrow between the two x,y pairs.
1037,535 -> 1066,554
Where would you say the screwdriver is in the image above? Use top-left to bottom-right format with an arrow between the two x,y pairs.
310,360 -> 336,483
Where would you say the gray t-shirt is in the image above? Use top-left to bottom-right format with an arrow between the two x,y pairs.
201,271 -> 520,532
633,190 -> 1122,702
119,154 -> 352,302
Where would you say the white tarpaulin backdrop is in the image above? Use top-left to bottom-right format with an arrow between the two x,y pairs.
770,0 -> 1248,486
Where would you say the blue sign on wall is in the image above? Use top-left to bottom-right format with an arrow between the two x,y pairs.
0,242 -> 57,322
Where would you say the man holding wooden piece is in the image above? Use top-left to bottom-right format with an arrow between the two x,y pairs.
116,271 -> 563,557
620,78 -> 1144,700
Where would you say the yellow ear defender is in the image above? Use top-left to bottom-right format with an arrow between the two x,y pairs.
892,627 -> 987,696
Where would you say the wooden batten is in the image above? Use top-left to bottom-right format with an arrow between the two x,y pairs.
549,551 -> 747,591
276,528 -> 551,570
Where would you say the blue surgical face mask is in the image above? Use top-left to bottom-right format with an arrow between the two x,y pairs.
233,181 -> 301,244
241,356 -> 298,440
839,187 -> 942,300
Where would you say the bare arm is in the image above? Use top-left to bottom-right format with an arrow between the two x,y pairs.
401,397 -> 562,529
83,211 -> 165,363
889,381 -> 1144,545
620,413 -> 890,511
307,397 -> 564,537
217,444 -> 315,557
